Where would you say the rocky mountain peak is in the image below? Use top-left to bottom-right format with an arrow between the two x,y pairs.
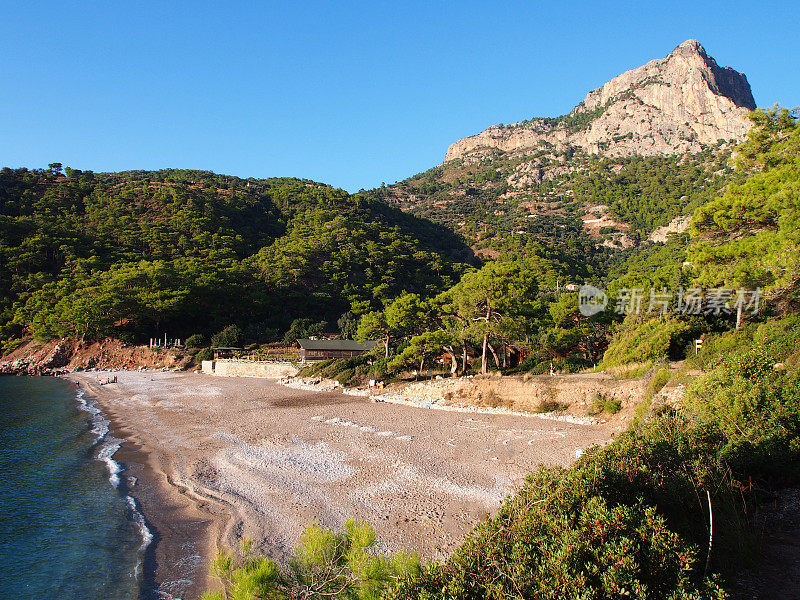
444,41 -> 756,162
672,38 -> 711,62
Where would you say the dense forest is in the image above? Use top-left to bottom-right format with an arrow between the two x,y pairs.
0,168 -> 474,351
372,143 -> 737,253
0,109 -> 790,372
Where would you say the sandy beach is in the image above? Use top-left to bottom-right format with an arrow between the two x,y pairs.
70,371 -> 618,599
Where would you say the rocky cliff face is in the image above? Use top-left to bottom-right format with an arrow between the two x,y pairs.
0,338 -> 185,375
445,40 -> 755,162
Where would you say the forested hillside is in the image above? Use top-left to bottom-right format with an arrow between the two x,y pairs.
0,167 -> 473,350
372,144 -> 737,253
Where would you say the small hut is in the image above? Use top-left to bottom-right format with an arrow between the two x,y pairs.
212,347 -> 242,359
297,339 -> 375,362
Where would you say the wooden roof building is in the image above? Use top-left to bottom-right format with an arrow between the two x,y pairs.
212,347 -> 242,359
297,339 -> 376,362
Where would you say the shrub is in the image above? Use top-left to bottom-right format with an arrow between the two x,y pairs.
185,334 -> 206,348
685,317 -> 800,480
211,325 -> 243,348
202,520 -> 420,600
635,366 -> 672,423
554,355 -> 593,373
117,331 -> 137,344
536,398 -> 567,413
505,352 -> 549,375
298,358 -> 336,378
646,367 -> 672,399
370,357 -> 390,378
336,368 -> 356,386
298,354 -> 385,386
592,392 -> 622,414
528,361 -> 550,375
519,356 -> 591,376
602,317 -> 691,368
195,347 -> 213,362
482,388 -> 502,408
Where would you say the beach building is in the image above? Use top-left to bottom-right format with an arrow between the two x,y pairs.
212,347 -> 241,359
297,339 -> 376,362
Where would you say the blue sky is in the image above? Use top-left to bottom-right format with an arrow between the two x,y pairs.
1,1 -> 797,192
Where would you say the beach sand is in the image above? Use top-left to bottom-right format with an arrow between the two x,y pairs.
71,371 -> 617,599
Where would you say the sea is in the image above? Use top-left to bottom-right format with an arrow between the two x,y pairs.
0,376 -> 151,599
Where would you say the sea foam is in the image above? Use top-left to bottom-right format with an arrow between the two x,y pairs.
75,387 -> 153,579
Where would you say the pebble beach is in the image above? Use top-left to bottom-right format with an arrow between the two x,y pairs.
70,371 -> 616,599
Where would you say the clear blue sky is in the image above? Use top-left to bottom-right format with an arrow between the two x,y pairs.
1,0 -> 796,192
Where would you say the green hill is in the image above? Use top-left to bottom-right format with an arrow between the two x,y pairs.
0,167 -> 472,347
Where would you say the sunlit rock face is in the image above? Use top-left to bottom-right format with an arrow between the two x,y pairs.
444,40 -> 755,163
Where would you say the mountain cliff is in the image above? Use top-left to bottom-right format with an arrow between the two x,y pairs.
372,41 -> 754,255
445,40 -> 755,162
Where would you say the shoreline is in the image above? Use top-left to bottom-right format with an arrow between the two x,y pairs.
67,374 -> 225,600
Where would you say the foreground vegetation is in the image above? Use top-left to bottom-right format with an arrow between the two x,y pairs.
202,521 -> 419,600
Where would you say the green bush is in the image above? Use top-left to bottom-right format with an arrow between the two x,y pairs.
505,352 -> 549,375
635,366 -> 672,423
202,520 -> 420,600
689,328 -> 750,372
370,357 -> 390,378
528,360 -> 550,375
555,355 -> 593,373
298,358 -> 336,378
298,354 -> 384,386
211,324 -> 243,348
591,392 -> 622,415
337,368 -> 356,386
516,355 -> 591,376
602,317 -> 691,368
195,347 -> 213,362
646,367 -> 672,399
685,317 -> 800,480
185,333 -> 206,348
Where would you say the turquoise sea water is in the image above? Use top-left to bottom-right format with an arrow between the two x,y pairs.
0,376 -> 149,599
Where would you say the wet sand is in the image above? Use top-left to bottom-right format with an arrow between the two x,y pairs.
70,371 -> 617,599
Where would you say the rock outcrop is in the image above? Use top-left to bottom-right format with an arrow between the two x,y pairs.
648,215 -> 692,243
445,40 -> 755,162
0,338 -> 186,375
